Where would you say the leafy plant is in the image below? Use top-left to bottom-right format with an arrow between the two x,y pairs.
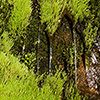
0,53 -> 67,100
0,31 -> 14,53
22,52 -> 36,69
8,0 -> 32,38
40,0 -> 67,35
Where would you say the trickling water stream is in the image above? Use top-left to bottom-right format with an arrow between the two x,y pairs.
49,43 -> 52,76
37,32 -> 40,73
22,44 -> 25,54
73,29 -> 77,88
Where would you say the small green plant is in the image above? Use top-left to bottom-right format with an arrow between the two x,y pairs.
65,81 -> 81,100
64,80 -> 88,100
22,52 -> 36,69
40,0 -> 67,35
0,32 -> 14,53
8,0 -> 32,38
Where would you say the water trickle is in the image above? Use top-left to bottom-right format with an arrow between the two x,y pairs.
49,43 -> 52,76
73,29 -> 77,88
22,44 -> 25,54
37,33 -> 40,73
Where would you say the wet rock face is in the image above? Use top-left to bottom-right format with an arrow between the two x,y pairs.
88,33 -> 100,93
77,32 -> 100,99
94,33 -> 100,52
77,61 -> 100,99
86,51 -> 100,97
86,65 -> 100,93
